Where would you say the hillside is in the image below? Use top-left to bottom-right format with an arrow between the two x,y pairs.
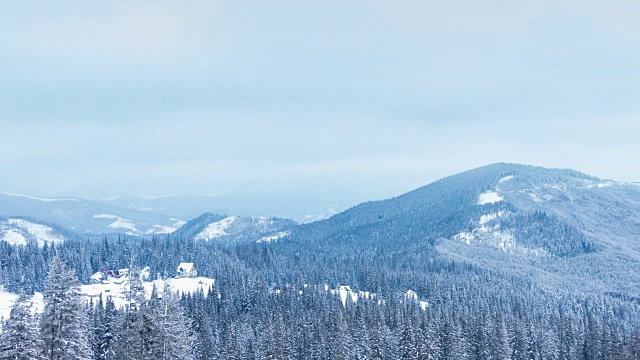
0,217 -> 71,246
171,213 -> 296,245
286,163 -> 640,296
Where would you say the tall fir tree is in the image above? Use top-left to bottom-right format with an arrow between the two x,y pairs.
0,294 -> 42,360
39,255 -> 91,360
112,261 -> 147,360
156,284 -> 195,360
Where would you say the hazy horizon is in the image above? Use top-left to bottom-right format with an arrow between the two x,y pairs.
2,1 -> 640,206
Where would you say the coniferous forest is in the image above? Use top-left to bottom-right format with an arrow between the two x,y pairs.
0,233 -> 639,360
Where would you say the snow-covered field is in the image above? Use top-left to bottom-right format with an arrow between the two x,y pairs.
257,231 -> 290,243
477,191 -> 504,205
80,276 -> 215,309
0,275 -> 215,323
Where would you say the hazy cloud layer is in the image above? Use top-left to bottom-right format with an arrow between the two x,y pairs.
1,1 -> 639,204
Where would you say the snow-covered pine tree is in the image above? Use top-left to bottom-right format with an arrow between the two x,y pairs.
39,255 -> 91,360
156,284 -> 194,360
491,315 -> 512,360
0,294 -> 42,360
399,314 -> 418,360
101,296 -> 118,359
140,284 -> 162,358
112,260 -> 147,360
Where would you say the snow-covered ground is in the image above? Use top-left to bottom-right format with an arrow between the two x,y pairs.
257,231 -> 290,243
404,290 -> 428,311
0,230 -> 27,246
0,289 -> 44,323
477,191 -> 504,205
80,276 -> 215,309
498,175 -> 515,183
0,290 -> 19,320
194,216 -> 237,241
145,225 -> 178,235
452,211 -> 548,256
0,275 -> 215,324
93,214 -> 140,235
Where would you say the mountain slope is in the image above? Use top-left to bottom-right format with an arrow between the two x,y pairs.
0,217 -> 72,246
171,213 -> 296,244
287,163 -> 640,296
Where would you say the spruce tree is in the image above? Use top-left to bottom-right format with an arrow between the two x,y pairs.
39,255 -> 91,360
112,263 -> 146,360
156,284 -> 195,360
0,294 -> 42,360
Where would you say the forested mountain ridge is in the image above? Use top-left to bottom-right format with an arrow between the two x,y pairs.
286,163 -> 640,296
171,213 -> 296,244
2,163 -> 640,359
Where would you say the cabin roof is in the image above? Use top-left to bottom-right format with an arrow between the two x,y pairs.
178,262 -> 196,272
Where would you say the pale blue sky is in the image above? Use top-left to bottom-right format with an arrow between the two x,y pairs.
1,1 -> 640,203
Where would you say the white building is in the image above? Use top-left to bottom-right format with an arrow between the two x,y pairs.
177,263 -> 198,278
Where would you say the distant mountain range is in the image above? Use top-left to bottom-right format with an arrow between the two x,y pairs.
0,193 -> 184,237
0,191 -> 348,239
3,162 -> 640,299
94,192 -> 348,223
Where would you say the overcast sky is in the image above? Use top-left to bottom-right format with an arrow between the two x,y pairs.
1,1 -> 639,203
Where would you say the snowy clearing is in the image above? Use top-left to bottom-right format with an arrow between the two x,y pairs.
477,191 -> 504,205
0,290 -> 44,323
479,211 -> 505,225
80,276 -> 215,309
93,214 -> 140,234
145,225 -> 178,235
498,175 -> 515,183
194,216 -> 237,241
257,231 -> 290,243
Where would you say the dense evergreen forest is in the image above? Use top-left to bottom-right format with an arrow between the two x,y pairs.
0,234 -> 639,359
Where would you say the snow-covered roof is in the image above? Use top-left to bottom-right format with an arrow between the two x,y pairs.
90,272 -> 103,281
178,262 -> 196,272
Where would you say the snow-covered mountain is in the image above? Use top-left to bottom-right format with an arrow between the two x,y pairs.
291,163 -> 640,297
0,190 -> 341,238
0,193 -> 186,236
171,213 -> 296,245
0,217 -> 69,246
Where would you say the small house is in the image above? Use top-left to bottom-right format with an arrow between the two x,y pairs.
99,267 -> 115,277
116,268 -> 129,277
177,262 -> 198,278
90,272 -> 104,284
